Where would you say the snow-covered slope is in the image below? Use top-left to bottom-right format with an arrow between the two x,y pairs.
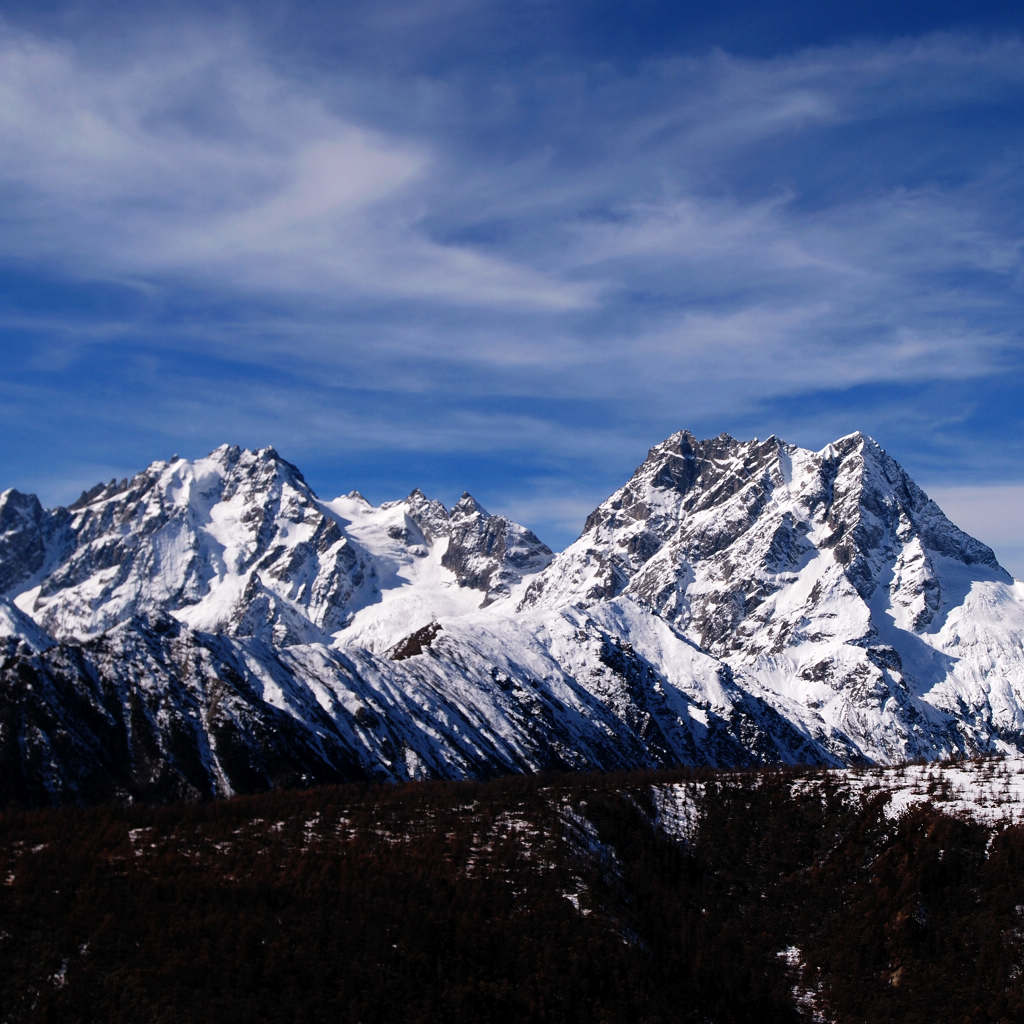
2,431 -> 1023,805
522,430 -> 1024,761
322,487 -> 551,652
5,446 -> 373,645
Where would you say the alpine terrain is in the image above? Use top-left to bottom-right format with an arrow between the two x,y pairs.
2,430 -> 1023,806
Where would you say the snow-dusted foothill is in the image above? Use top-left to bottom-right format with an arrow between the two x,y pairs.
2,429 -> 1024,805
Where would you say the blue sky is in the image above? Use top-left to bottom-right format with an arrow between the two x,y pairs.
2,1 -> 1023,575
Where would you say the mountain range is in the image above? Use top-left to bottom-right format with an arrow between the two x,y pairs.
2,430 -> 1022,806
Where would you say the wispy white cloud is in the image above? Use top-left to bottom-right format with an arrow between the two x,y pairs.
2,14 -> 1024,513
0,21 -> 595,312
626,32 -> 1024,155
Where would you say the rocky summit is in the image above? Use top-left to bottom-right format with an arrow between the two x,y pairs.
1,431 -> 1022,806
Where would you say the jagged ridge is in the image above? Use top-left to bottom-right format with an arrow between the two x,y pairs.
2,430 -> 1023,805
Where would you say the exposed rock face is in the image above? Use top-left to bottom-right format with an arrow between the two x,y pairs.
403,488 -> 451,545
443,493 -> 553,605
1,432 -> 1023,806
0,489 -> 68,597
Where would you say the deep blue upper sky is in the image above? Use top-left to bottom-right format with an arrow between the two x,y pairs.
2,0 -> 1023,574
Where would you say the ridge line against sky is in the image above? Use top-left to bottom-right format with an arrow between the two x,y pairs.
1,1 -> 1022,576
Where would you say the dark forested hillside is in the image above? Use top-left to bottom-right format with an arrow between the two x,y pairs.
3,763 -> 1024,1023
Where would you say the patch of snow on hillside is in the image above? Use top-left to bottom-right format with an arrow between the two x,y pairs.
831,757 -> 1024,825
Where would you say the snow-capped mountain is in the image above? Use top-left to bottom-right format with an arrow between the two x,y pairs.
521,430 -> 1024,760
2,431 -> 1023,805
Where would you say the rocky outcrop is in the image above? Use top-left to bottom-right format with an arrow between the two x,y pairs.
442,493 -> 553,605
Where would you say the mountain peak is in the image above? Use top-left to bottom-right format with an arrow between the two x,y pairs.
453,492 -> 486,516
200,443 -> 311,495
525,426 -> 1011,644
442,493 -> 552,605
403,487 -> 451,542
0,487 -> 42,518
835,429 -> 871,444
205,442 -> 294,470
821,430 -> 883,459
